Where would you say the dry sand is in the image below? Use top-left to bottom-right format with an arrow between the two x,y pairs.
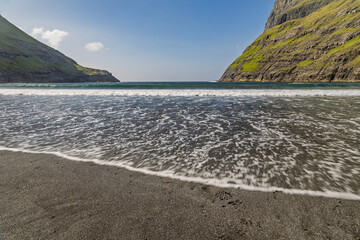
0,150 -> 360,240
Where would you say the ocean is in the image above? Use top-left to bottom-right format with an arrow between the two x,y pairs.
0,82 -> 360,199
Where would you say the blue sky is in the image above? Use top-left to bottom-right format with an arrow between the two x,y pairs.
0,0 -> 275,81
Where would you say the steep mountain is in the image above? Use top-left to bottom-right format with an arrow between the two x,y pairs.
220,0 -> 360,82
265,0 -> 336,30
0,15 -> 119,83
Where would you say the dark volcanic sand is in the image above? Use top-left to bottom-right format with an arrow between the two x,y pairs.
0,150 -> 360,240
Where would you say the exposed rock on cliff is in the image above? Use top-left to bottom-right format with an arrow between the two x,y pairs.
265,0 -> 336,30
0,15 -> 119,83
220,0 -> 360,82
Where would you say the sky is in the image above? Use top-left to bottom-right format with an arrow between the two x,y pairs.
0,0 -> 275,81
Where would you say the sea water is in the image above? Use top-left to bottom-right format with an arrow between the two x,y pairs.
0,82 -> 359,199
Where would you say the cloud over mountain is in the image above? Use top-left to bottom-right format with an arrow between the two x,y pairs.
85,42 -> 104,52
31,27 -> 68,49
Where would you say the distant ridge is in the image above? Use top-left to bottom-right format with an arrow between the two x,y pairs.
220,0 -> 360,82
0,15 -> 119,83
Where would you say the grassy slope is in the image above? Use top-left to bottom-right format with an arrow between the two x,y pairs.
0,15 -> 108,76
222,0 -> 360,82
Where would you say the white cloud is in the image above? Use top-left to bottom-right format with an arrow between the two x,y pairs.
42,29 -> 68,49
31,27 -> 69,49
85,42 -> 104,52
31,27 -> 44,37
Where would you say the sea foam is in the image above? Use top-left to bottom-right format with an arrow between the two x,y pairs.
1,90 -> 359,201
1,146 -> 360,200
0,88 -> 360,97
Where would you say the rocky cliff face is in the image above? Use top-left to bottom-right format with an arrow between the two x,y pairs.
265,0 -> 336,30
220,0 -> 360,82
0,15 -> 119,83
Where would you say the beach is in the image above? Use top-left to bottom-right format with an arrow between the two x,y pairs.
2,0 -> 360,238
1,150 -> 359,240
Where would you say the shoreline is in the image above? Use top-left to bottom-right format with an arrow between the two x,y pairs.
1,150 -> 360,239
1,147 -> 360,201
1,88 -> 360,98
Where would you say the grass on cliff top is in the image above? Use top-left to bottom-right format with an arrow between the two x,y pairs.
297,58 -> 314,67
226,0 -> 360,74
331,27 -> 358,35
228,45 -> 261,70
327,35 -> 360,55
352,55 -> 360,65
241,54 -> 264,72
299,0 -> 359,28
76,65 -> 104,76
287,0 -> 332,12
0,15 -> 39,51
0,56 -> 46,71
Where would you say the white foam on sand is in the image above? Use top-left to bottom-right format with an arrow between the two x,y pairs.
0,88 -> 360,97
1,146 -> 360,201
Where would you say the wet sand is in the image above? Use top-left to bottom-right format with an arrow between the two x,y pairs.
0,150 -> 359,240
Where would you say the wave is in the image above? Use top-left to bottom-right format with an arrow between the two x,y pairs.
1,82 -> 360,90
1,88 -> 360,97
1,146 -> 360,201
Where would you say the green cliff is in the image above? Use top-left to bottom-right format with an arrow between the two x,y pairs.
0,15 -> 118,83
220,0 -> 360,82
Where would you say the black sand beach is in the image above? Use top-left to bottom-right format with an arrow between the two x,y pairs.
1,150 -> 360,240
